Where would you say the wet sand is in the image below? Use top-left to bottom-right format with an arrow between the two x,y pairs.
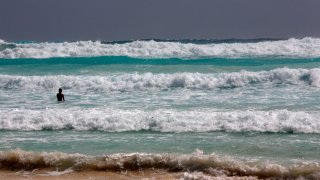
0,169 -> 259,180
0,169 -> 180,180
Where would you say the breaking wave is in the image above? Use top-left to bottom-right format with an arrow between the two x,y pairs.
1,37 -> 320,59
1,68 -> 320,91
0,108 -> 319,133
0,149 -> 319,179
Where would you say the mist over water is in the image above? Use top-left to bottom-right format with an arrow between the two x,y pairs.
0,38 -> 320,178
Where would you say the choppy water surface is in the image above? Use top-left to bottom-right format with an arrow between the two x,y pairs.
0,38 -> 320,178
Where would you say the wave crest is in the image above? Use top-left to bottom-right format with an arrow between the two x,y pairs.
1,68 -> 319,91
0,108 -> 319,133
1,38 -> 320,59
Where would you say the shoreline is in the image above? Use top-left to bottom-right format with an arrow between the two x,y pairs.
0,169 -> 258,180
1,149 -> 320,179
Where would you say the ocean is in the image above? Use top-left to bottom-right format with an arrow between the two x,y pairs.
0,37 -> 320,179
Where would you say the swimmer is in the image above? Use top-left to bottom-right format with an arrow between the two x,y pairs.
57,88 -> 65,102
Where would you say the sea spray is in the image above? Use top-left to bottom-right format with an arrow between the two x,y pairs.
1,68 -> 319,91
1,38 -> 320,59
1,108 -> 319,133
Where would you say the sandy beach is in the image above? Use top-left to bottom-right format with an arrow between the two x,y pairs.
0,169 -> 261,180
0,169 -> 180,180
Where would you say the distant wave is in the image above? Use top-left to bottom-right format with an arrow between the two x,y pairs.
0,108 -> 319,133
0,149 -> 319,179
102,38 -> 283,44
1,37 -> 320,59
1,68 -> 319,91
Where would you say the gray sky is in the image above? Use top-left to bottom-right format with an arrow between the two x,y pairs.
1,0 -> 319,41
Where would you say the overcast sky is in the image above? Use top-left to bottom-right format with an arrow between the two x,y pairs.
1,0 -> 319,41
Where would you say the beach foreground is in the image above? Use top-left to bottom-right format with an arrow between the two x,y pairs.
1,149 -> 320,179
0,169 -> 260,180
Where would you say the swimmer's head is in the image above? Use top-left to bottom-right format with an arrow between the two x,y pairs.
59,88 -> 62,93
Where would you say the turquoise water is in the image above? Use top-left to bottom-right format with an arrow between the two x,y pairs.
0,38 -> 320,177
1,131 -> 320,162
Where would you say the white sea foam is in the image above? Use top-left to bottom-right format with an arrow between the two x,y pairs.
0,68 -> 318,91
0,108 -> 319,133
1,38 -> 320,59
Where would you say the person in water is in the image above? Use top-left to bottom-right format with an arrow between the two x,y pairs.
57,88 -> 65,102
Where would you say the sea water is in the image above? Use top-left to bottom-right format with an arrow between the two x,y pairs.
0,38 -> 320,178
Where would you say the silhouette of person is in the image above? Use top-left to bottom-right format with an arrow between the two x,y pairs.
57,88 -> 65,102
